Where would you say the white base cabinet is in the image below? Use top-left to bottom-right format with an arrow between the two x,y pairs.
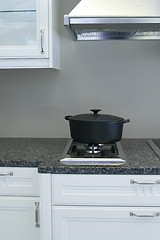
40,174 -> 160,240
0,167 -> 40,240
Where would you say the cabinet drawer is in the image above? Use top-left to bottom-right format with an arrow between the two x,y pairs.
0,167 -> 39,196
53,206 -> 160,240
52,174 -> 160,206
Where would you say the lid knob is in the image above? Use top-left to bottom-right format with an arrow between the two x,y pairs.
90,109 -> 101,115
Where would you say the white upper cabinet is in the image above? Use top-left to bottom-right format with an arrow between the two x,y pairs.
0,0 -> 60,69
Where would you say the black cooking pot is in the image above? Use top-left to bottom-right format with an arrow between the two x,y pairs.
65,109 -> 130,144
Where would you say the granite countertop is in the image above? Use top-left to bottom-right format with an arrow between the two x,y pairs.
0,138 -> 160,175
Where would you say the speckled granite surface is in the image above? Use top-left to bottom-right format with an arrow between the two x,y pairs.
0,138 -> 160,175
0,138 -> 68,168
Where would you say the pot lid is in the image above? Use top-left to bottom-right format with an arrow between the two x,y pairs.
68,109 -> 125,123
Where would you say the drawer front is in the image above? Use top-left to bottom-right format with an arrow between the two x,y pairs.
0,167 -> 39,196
52,206 -> 160,240
52,174 -> 160,206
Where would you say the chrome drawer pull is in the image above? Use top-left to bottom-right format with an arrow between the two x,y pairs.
41,29 -> 45,54
130,212 -> 160,217
0,172 -> 13,176
35,202 -> 40,228
130,179 -> 160,185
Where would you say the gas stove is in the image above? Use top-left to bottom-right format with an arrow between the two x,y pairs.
60,140 -> 126,165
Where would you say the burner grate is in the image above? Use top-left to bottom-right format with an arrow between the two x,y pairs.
68,141 -> 119,158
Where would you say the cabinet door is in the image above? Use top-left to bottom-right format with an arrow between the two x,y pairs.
0,0 -> 48,58
0,197 -> 40,240
53,206 -> 160,240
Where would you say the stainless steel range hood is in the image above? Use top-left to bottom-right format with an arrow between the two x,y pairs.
64,0 -> 160,40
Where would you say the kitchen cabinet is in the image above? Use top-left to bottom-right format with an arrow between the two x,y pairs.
0,167 -> 40,240
40,174 -> 160,240
0,0 -> 60,69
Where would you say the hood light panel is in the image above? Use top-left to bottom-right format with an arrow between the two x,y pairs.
74,29 -> 160,40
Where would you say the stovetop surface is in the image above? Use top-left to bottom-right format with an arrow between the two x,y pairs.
67,141 -> 119,158
60,140 -> 126,165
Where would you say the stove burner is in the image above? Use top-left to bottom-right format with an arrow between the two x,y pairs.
86,144 -> 101,154
68,141 -> 119,158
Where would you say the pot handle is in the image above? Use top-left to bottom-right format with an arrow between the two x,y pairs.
90,109 -> 101,115
65,115 -> 72,121
123,119 -> 130,124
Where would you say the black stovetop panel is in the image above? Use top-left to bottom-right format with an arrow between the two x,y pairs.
68,141 -> 119,158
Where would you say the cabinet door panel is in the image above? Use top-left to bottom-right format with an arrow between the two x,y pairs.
0,0 -> 48,58
0,11 -> 36,46
53,206 -> 160,240
0,197 -> 40,240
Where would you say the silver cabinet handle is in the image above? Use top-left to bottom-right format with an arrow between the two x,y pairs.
0,172 -> 13,176
130,179 -> 160,185
41,29 -> 45,54
35,202 -> 40,228
130,212 -> 160,217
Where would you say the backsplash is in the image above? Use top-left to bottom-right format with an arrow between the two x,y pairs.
0,0 -> 159,138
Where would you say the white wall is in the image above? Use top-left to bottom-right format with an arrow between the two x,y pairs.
0,0 -> 160,138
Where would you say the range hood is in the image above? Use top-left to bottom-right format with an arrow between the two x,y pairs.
64,0 -> 160,40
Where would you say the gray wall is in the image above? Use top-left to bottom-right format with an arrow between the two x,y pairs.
0,0 -> 160,138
